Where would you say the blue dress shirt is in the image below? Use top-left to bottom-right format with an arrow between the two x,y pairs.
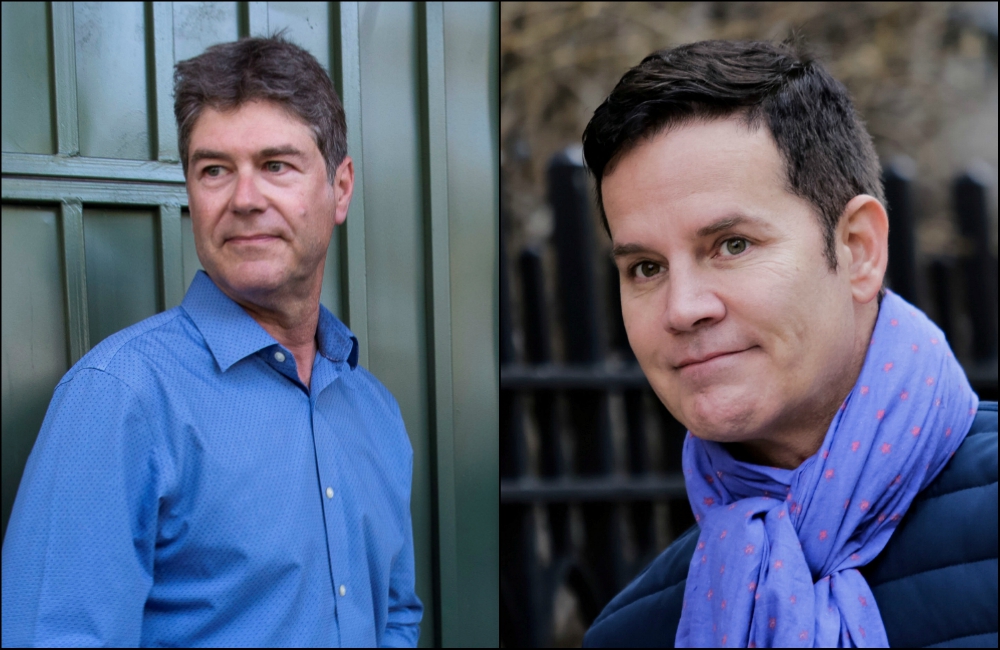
2,270 -> 422,647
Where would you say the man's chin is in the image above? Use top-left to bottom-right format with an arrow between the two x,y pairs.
213,264 -> 289,300
670,384 -> 764,442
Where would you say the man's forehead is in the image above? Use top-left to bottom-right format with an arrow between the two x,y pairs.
603,119 -> 792,229
188,102 -> 318,160
609,119 -> 783,188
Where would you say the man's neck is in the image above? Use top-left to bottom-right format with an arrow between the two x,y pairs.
243,302 -> 319,389
212,275 -> 322,389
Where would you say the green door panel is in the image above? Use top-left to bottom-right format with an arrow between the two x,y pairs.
1,204 -> 70,542
1,2 -> 55,155
74,2 -> 152,160
172,2 -> 240,64
83,207 -> 160,347
267,2 -> 331,70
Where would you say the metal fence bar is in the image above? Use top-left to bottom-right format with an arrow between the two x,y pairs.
501,475 -> 688,502
549,149 -> 623,607
884,157 -> 918,304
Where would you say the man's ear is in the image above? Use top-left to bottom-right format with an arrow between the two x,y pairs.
838,194 -> 888,304
332,156 -> 354,226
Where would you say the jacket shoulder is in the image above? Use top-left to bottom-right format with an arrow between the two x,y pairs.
863,401 -> 998,648
583,525 -> 698,648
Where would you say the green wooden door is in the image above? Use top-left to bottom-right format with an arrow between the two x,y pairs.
1,2 -> 498,646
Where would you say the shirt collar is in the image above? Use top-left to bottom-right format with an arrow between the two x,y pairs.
181,270 -> 358,372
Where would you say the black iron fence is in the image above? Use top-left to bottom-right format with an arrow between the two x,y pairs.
500,148 -> 998,647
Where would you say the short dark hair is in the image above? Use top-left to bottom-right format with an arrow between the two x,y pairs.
174,30 -> 347,185
582,39 -> 884,269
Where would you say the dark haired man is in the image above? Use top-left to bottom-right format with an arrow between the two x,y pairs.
581,40 -> 997,648
2,34 -> 421,647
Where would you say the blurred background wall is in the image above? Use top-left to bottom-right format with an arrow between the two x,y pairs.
500,2 -> 997,647
502,2 -> 997,260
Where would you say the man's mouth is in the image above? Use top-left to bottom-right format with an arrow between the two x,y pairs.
675,347 -> 754,370
227,234 -> 279,244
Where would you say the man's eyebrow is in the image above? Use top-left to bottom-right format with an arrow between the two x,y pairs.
611,242 -> 657,259
611,214 -> 772,259
696,214 -> 770,238
189,146 -> 307,166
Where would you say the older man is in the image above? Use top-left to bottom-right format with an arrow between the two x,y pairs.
581,40 -> 997,647
2,34 -> 421,647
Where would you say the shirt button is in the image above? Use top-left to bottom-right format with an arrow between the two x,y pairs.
339,584 -> 346,597
274,351 -> 286,362
326,487 -> 334,499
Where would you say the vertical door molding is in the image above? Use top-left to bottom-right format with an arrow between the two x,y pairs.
158,204 -> 184,309
51,1 -> 79,155
60,199 -> 89,363
151,2 -> 178,162
417,2 -> 458,646
335,1 -> 369,367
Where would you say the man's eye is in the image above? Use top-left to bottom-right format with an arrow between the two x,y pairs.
204,166 -> 223,177
266,161 -> 286,173
721,237 -> 749,256
633,261 -> 662,278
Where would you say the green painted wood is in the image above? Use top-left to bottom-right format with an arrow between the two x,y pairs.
1,2 -> 55,154
442,2 -> 499,646
83,207 -> 160,348
357,2 -> 435,645
73,1 -> 152,160
180,210 -> 203,292
60,199 -> 90,364
158,204 -> 184,309
1,204 -> 70,544
417,2 -> 459,647
2,176 -> 188,206
248,1 -> 269,36
335,1 -> 369,368
1,153 -> 184,184
51,2 -> 80,155
2,5 -> 499,647
152,2 -> 179,162
172,2 -> 239,64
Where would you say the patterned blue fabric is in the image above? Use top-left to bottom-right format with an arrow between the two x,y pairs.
2,270 -> 422,648
676,291 -> 978,648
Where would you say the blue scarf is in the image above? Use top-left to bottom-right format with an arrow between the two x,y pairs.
675,291 -> 978,647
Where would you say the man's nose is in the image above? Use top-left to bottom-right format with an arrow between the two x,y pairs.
230,168 -> 267,215
660,265 -> 726,333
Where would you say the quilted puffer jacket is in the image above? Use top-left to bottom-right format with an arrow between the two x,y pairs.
584,401 -> 998,648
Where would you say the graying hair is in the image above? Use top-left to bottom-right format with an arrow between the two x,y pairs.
174,29 -> 347,184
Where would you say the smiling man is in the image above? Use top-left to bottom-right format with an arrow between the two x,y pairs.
2,34 -> 421,647
580,41 -> 997,648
